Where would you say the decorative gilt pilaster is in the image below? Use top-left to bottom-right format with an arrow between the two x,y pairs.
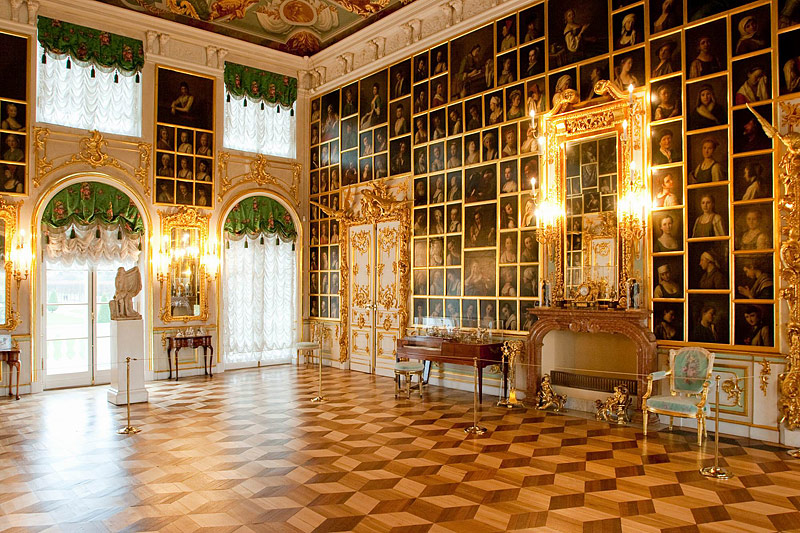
748,105 -> 800,432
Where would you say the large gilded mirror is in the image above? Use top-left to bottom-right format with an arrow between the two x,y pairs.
0,200 -> 19,329
538,81 -> 646,304
157,207 -> 211,322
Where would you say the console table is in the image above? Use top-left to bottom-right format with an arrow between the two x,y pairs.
165,335 -> 213,381
0,349 -> 21,400
526,308 -> 656,408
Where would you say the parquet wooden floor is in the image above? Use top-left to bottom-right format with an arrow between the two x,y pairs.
1,365 -> 799,532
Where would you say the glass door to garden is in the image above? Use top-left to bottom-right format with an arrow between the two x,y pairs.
43,262 -> 116,389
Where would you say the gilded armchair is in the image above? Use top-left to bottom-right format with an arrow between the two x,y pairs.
642,346 -> 714,445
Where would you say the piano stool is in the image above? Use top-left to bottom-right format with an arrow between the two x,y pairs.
296,341 -> 321,365
394,361 -> 425,399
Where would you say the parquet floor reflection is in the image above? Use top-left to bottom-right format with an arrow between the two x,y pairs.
1,365 -> 799,532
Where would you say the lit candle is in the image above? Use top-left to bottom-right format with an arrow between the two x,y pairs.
628,84 -> 634,104
531,177 -> 537,189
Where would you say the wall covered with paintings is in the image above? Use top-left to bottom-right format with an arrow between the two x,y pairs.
309,0 -> 795,357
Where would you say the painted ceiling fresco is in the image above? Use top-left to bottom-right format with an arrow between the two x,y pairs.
94,0 -> 414,56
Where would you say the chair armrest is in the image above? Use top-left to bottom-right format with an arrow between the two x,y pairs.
696,380 -> 711,409
650,370 -> 671,381
642,370 -> 671,401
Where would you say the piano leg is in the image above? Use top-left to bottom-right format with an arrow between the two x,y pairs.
422,360 -> 431,384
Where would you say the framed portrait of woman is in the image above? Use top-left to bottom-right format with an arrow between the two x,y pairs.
653,302 -> 683,341
463,250 -> 496,297
686,77 -> 727,131
732,54 -> 771,106
611,48 -> 646,89
479,299 -> 498,328
156,67 -> 214,130
687,186 -> 729,239
687,131 -> 727,184
685,20 -> 726,79
733,204 -> 773,251
390,59 -> 411,101
547,0 -> 608,68
450,25 -> 495,100
732,154 -> 772,201
688,241 -> 729,290
653,256 -> 683,299
413,237 -> 427,266
652,209 -> 683,253
650,0 -> 682,34
688,293 -> 729,345
731,5 -> 770,57
579,59 -> 610,102
613,5 -> 645,51
779,29 -> 800,95
520,4 -> 544,44
734,253 -> 774,300
359,69 -> 388,130
320,90 -> 340,142
650,78 -> 682,122
734,303 -> 774,347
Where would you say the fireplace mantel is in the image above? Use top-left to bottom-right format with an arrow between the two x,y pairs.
526,308 -> 657,405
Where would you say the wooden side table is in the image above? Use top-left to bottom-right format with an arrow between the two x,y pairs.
0,349 -> 21,400
165,335 -> 213,381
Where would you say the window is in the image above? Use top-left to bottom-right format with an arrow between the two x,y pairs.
37,43 -> 142,137
222,62 -> 298,159
224,98 -> 296,159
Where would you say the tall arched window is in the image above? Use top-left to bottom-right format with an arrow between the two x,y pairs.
222,196 -> 298,368
40,181 -> 144,388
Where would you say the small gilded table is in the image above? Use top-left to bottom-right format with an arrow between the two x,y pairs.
0,349 -> 21,400
165,335 -> 213,381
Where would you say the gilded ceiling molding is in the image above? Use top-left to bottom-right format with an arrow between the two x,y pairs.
32,128 -> 151,195
216,151 -> 301,205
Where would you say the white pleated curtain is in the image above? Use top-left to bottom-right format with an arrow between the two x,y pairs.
223,233 -> 296,365
36,43 -> 142,137
43,221 -> 141,268
223,96 -> 296,159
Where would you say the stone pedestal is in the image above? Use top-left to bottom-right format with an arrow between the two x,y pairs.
108,319 -> 148,405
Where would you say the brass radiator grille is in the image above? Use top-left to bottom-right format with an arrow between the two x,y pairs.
550,370 -> 638,396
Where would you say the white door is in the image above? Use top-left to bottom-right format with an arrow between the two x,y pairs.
43,262 -> 116,389
347,218 -> 406,376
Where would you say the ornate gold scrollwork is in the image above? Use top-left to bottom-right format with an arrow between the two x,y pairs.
217,151 -> 301,204
32,128 -> 151,193
749,105 -> 800,430
0,198 -> 21,331
759,358 -> 771,397
721,376 -> 744,408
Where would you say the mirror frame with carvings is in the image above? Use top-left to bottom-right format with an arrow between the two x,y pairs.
0,199 -> 19,330
539,81 -> 646,302
158,206 -> 210,323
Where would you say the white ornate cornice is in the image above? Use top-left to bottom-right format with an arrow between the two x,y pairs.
31,0 -> 304,77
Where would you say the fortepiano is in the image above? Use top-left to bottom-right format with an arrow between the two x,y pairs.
396,336 -> 505,402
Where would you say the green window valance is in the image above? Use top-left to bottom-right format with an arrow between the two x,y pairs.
37,17 -> 145,74
42,182 -> 144,233
224,196 -> 297,241
224,62 -> 297,109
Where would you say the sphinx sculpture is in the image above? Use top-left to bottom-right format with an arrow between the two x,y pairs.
109,266 -> 142,320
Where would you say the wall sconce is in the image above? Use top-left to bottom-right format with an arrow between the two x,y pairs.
153,234 -> 170,285
10,229 -> 31,287
201,237 -> 219,282
618,161 -> 648,252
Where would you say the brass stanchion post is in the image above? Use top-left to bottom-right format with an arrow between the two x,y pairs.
118,357 -> 141,435
496,352 -> 509,407
700,375 -> 733,479
311,347 -> 326,403
465,357 -> 486,436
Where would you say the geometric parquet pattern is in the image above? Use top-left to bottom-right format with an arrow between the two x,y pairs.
1,366 -> 800,532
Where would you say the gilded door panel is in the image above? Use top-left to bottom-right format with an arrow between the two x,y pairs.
374,220 -> 403,377
349,224 -> 374,373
